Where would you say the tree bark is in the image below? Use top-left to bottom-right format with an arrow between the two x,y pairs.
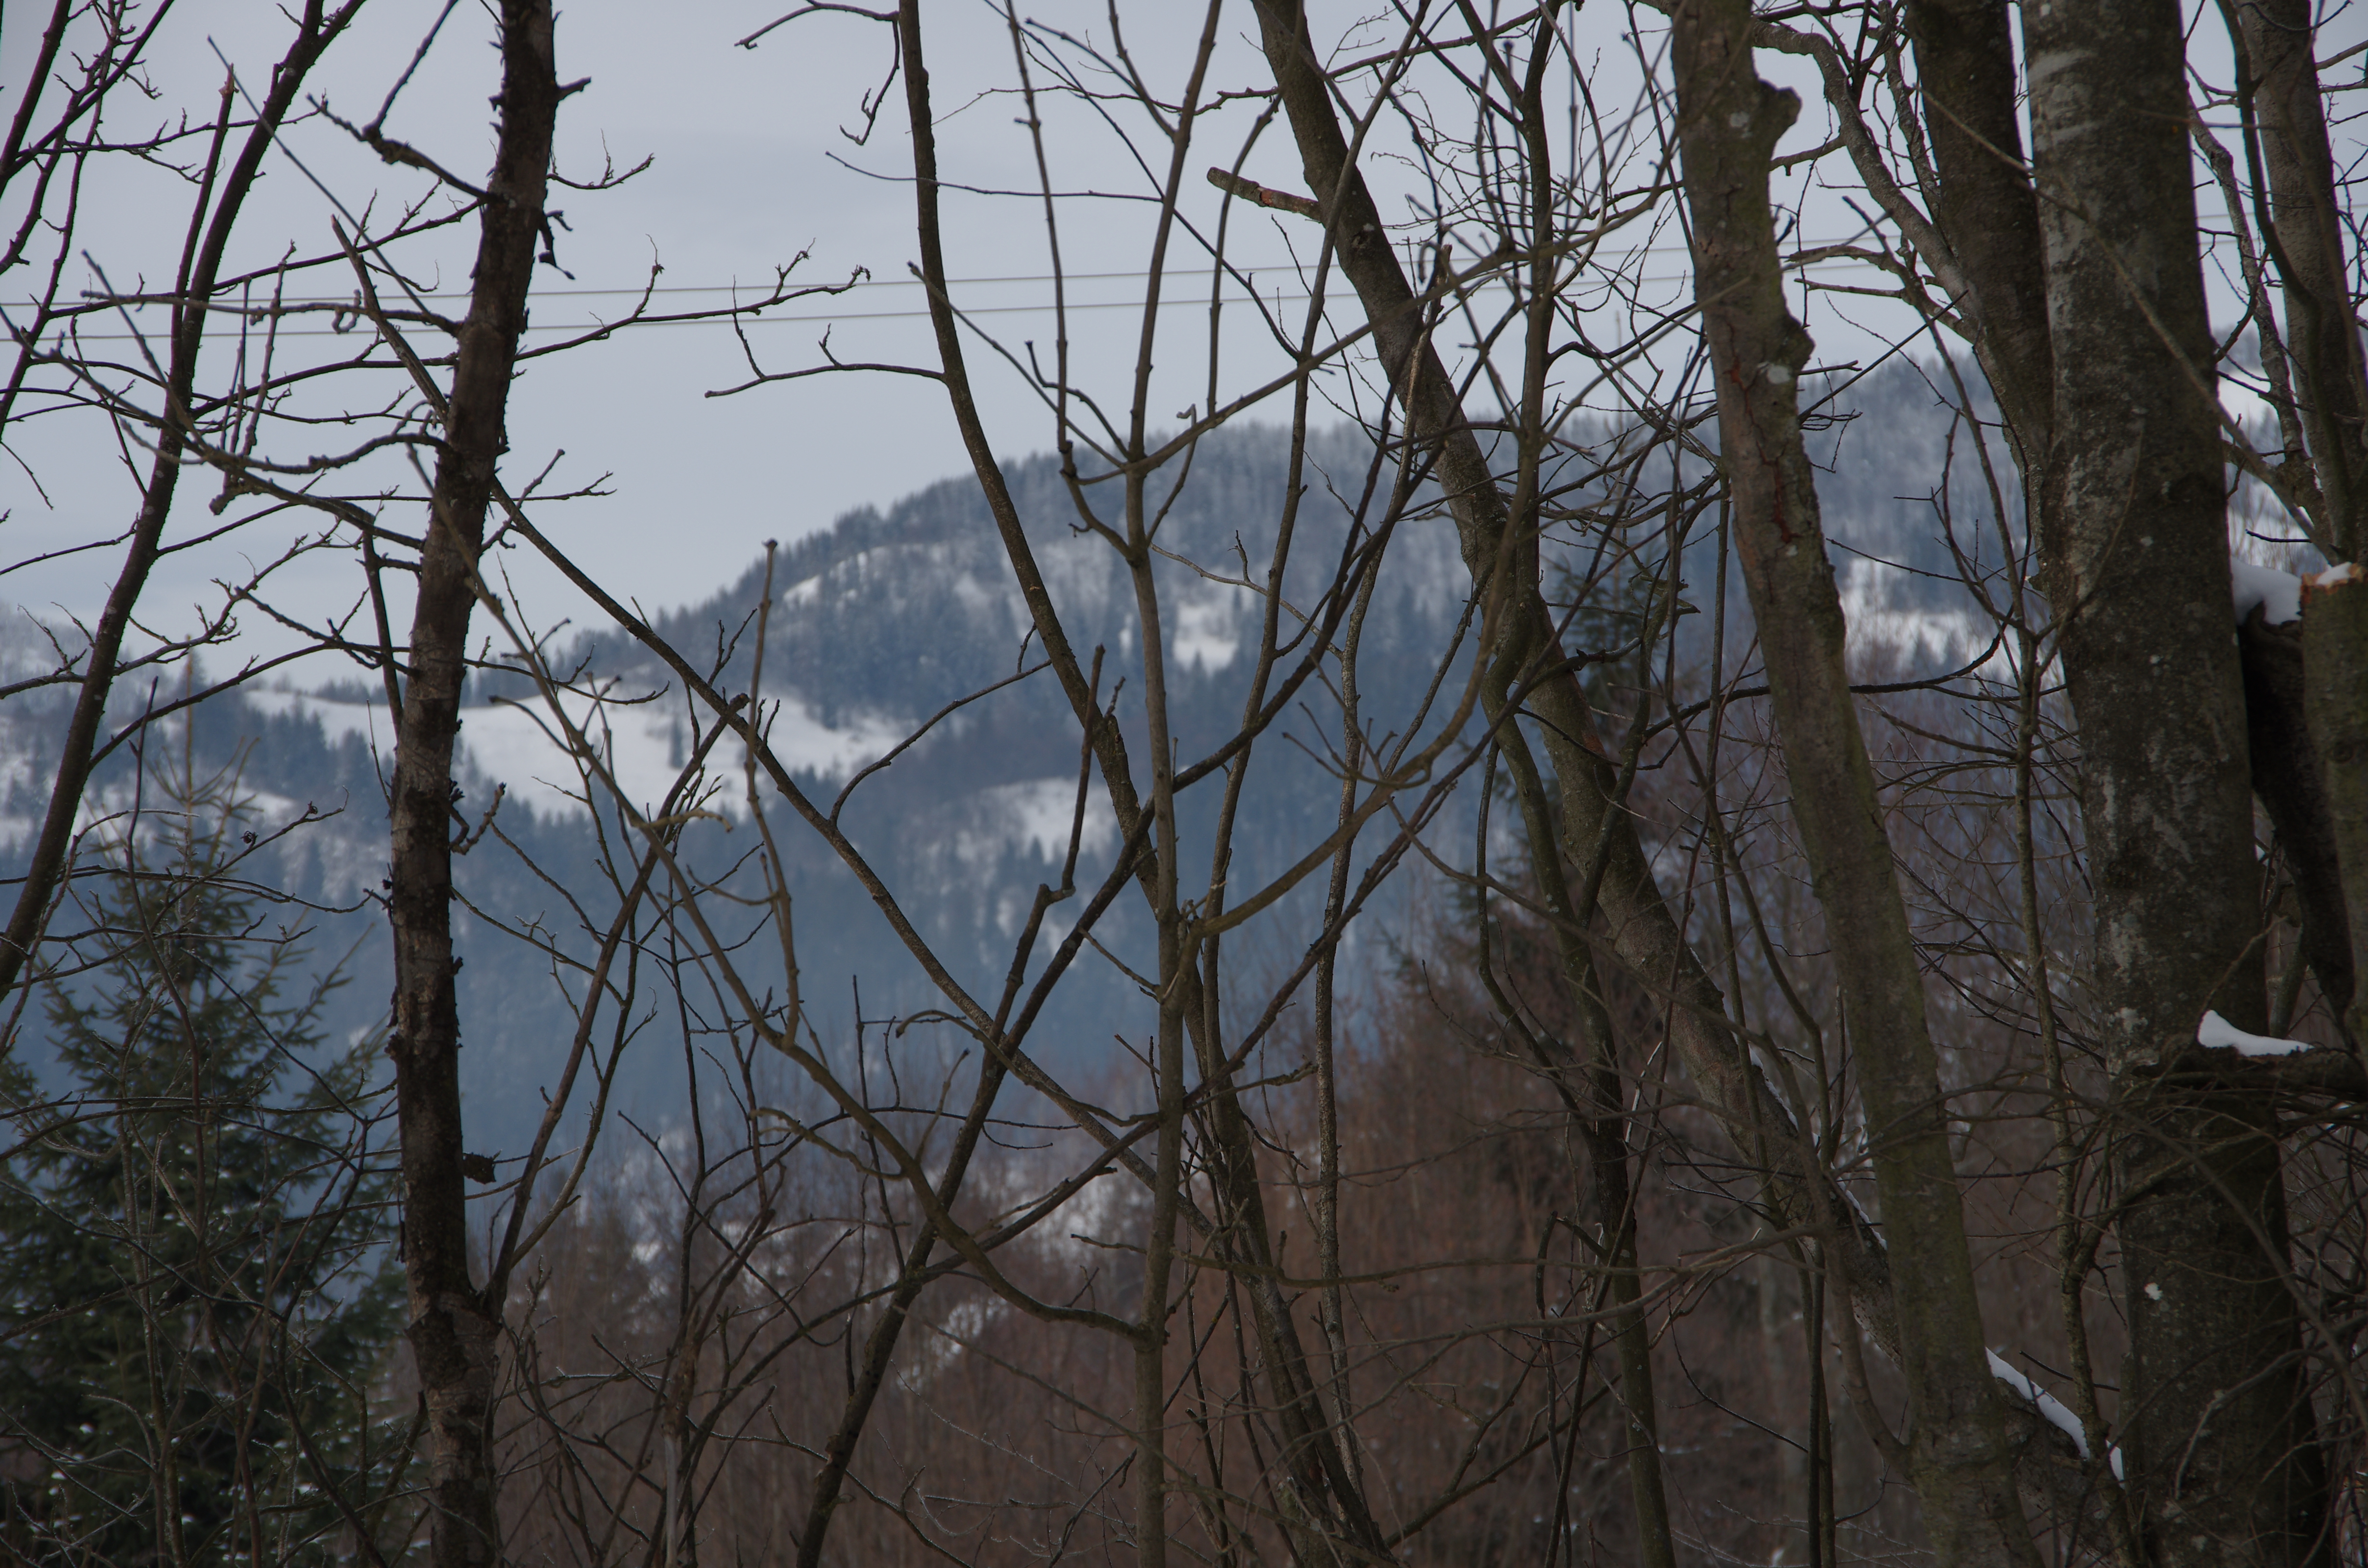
2304,568 -> 2368,1046
1902,0 -> 2052,459
2239,613 -> 2354,1018
386,6 -> 561,1566
1667,7 -> 2035,1565
2022,3 -> 2330,1562
2232,0 -> 2368,562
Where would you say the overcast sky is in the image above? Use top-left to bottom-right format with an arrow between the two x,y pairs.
4,1 -> 2359,675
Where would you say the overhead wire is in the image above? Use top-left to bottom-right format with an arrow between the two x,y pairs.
31,246 -> 1892,343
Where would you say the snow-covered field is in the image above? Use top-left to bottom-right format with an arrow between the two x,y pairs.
246,683 -> 910,819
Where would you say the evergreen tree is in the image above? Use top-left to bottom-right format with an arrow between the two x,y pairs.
0,769 -> 405,1566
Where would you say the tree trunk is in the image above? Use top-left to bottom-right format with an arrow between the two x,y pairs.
1667,7 -> 2035,1565
2022,3 -> 2330,1562
2232,0 -> 2368,562
2304,568 -> 2368,1045
386,6 -> 562,1566
2239,614 -> 2354,1018
1902,0 -> 2052,459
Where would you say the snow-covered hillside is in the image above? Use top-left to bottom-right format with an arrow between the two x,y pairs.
3,361 -> 2046,1150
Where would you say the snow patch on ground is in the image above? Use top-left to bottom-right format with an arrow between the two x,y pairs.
782,542 -> 965,611
978,1165 -> 1129,1270
0,609 -> 76,685
249,685 -> 906,819
897,1297 -> 1008,1393
936,777 -> 1120,880
982,776 -> 1118,863
752,694 -> 908,780
463,688 -> 905,817
0,728 -> 51,839
1837,563 -> 1993,670
247,687 -> 392,750
1172,591 -> 1246,671
457,696 -> 693,817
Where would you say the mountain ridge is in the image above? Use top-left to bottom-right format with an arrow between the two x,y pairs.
4,360 -> 2010,1151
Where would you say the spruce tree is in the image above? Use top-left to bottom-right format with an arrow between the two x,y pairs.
0,770 -> 405,1566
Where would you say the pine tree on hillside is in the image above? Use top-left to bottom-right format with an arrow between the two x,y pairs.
0,769 -> 405,1566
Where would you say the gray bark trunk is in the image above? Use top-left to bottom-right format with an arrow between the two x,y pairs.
1489,726 -> 1678,1568
2239,614 -> 2355,1017
1245,5 -> 1682,1556
1903,0 -> 2052,457
1246,0 -> 1871,1383
386,6 -> 562,1565
1668,7 -> 2036,1564
2022,3 -> 2331,1562
2304,570 -> 2368,1046
2232,0 -> 2368,561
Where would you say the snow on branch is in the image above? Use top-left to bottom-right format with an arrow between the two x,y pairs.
2230,557 -> 2364,626
2198,1010 -> 2312,1057
1987,1351 -> 2122,1480
2233,559 -> 2305,626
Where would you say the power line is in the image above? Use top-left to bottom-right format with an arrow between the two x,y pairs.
32,253 -> 1890,343
60,237 -> 1876,309
211,267 -> 1223,306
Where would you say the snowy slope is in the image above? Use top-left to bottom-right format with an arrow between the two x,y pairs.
3,365 -> 2027,1150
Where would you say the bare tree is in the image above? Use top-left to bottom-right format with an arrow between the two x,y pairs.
9,2 -> 2368,1566
0,0 -> 369,1003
